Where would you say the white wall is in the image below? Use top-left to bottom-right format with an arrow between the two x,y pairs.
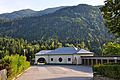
73,55 -> 81,64
48,55 -> 73,64
73,53 -> 94,64
79,53 -> 94,56
35,53 -> 94,64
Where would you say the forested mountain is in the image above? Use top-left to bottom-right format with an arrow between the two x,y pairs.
0,6 -> 65,20
0,4 -> 112,54
0,9 -> 36,20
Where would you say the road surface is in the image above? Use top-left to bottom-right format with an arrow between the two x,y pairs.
16,65 -> 93,80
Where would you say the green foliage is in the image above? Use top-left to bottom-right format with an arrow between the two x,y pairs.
0,37 -> 41,61
93,64 -> 120,79
101,0 -> 120,36
102,42 -> 120,56
2,55 -> 30,80
0,37 -> 96,60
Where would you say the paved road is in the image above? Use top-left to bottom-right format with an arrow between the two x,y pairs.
16,65 -> 93,80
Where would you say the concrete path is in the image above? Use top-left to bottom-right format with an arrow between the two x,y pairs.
16,65 -> 93,80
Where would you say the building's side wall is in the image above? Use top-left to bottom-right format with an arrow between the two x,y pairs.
48,55 -> 73,64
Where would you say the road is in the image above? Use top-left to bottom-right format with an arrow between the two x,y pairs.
16,65 -> 93,80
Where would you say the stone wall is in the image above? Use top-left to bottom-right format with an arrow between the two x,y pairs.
0,69 -> 7,80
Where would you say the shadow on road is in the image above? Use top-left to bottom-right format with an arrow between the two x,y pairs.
44,77 -> 92,80
60,65 -> 93,73
36,64 -> 93,73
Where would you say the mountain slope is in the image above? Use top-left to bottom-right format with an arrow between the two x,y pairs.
0,9 -> 36,20
0,4 -> 112,53
0,6 -> 65,20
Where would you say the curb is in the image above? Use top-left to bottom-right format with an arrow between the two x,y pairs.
12,67 -> 30,80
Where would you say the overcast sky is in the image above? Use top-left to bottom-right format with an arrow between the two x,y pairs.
0,0 -> 105,14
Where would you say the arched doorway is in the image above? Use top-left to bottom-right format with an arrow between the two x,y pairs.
37,57 -> 46,63
73,57 -> 77,64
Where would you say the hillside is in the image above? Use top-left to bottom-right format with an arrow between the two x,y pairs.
0,6 -> 65,20
0,4 -> 112,54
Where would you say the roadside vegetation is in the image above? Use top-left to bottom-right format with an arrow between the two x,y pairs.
0,55 -> 30,80
93,63 -> 120,79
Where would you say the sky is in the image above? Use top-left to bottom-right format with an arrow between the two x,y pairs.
0,0 -> 105,14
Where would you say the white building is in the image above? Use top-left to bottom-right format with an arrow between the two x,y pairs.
35,47 -> 94,64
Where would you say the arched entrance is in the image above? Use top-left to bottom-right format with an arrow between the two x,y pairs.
73,57 -> 77,64
37,57 -> 46,63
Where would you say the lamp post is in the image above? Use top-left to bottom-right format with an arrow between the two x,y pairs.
23,49 -> 26,56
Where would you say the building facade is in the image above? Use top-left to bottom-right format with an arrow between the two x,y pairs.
35,47 -> 94,64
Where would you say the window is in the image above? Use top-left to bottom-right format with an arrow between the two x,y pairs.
109,59 -> 115,63
68,58 -> 71,61
51,58 -> 53,61
58,57 -> 62,62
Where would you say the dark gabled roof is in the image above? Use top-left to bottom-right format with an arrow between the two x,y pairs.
48,47 -> 78,54
35,47 -> 93,55
35,50 -> 53,56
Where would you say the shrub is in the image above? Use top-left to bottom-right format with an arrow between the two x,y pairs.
2,55 -> 30,80
93,64 -> 120,79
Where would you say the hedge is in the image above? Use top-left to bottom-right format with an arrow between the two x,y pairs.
1,55 -> 30,80
93,64 -> 120,79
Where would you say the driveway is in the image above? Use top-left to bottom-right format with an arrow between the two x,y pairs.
16,65 -> 93,80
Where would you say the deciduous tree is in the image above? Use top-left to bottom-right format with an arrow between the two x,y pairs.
101,0 -> 120,36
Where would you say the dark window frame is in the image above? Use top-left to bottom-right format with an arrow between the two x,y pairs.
58,57 -> 62,62
51,58 -> 53,61
68,58 -> 71,61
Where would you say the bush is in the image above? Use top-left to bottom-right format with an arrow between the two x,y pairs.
2,55 -> 30,80
93,64 -> 120,79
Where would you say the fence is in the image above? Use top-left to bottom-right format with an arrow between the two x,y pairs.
81,56 -> 120,65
